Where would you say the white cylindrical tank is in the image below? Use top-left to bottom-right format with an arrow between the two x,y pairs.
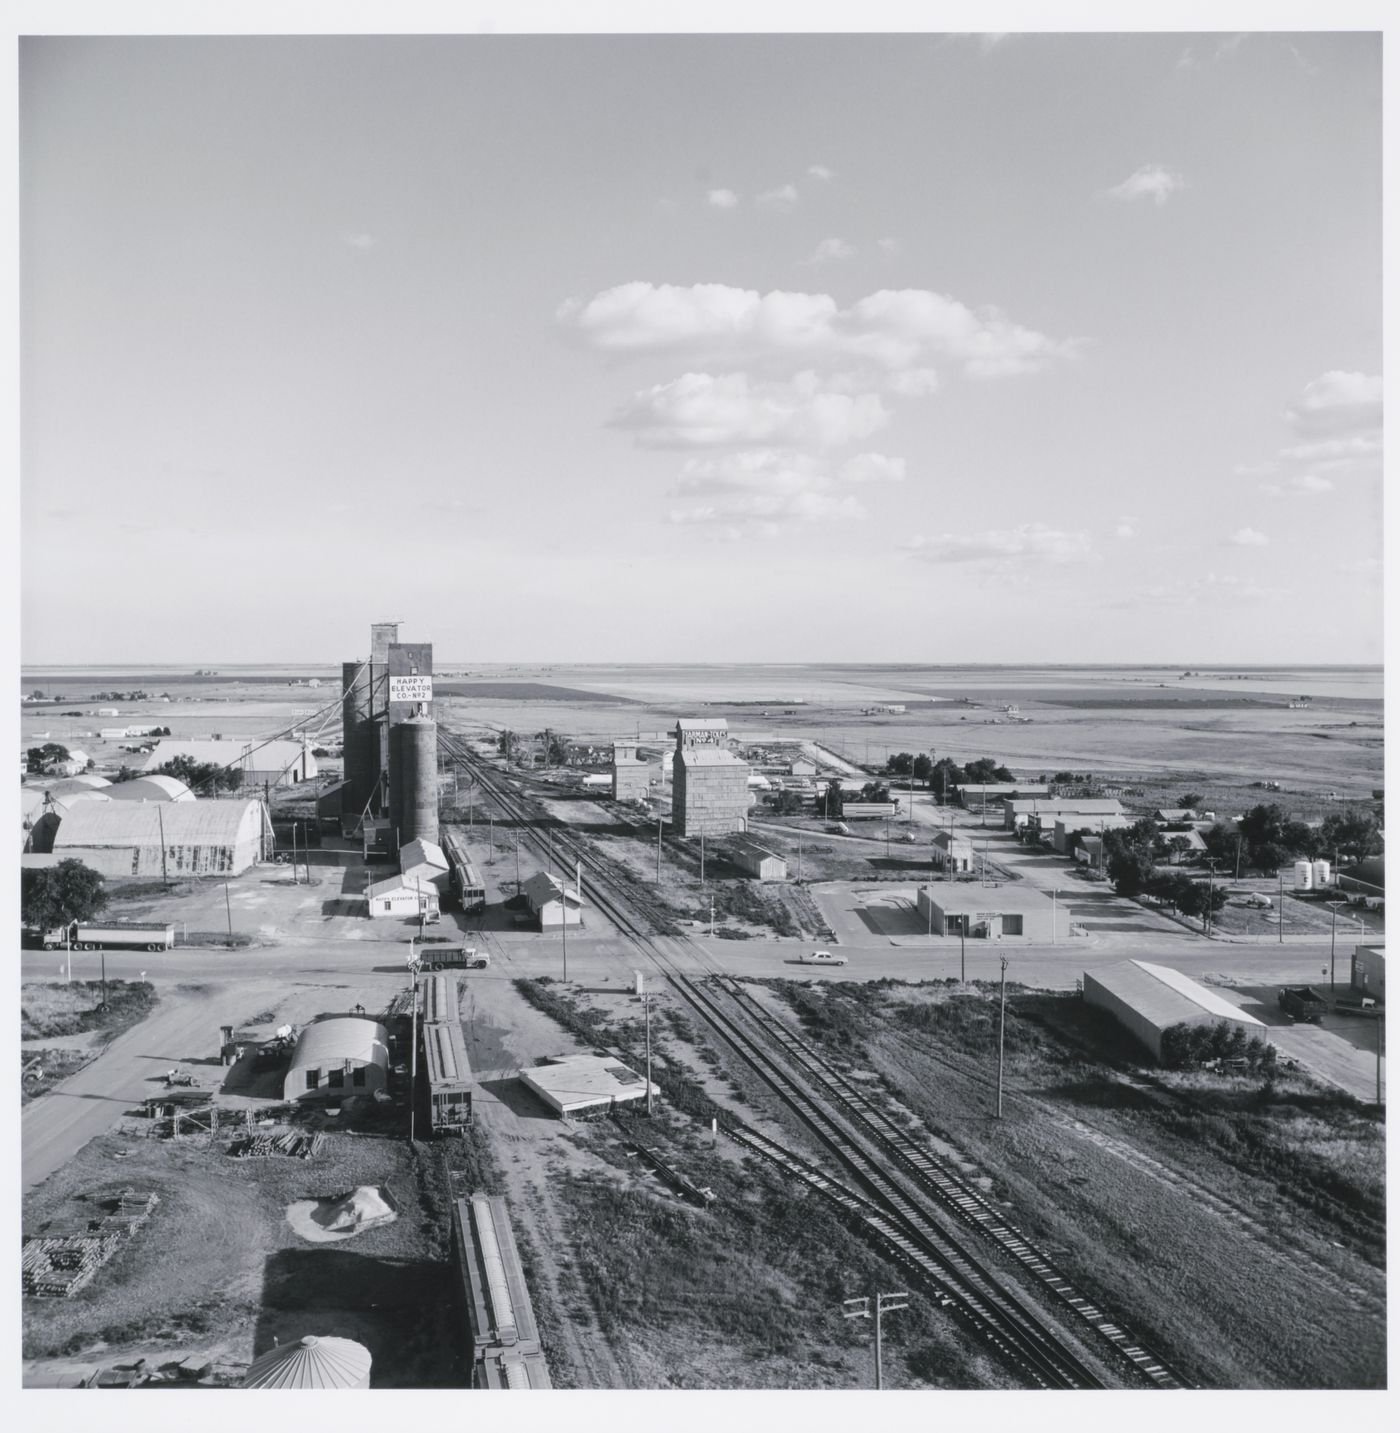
1312,859 -> 1331,887
1293,860 -> 1314,891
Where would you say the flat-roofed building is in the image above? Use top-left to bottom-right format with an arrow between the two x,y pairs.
1083,960 -> 1269,1062
1002,796 -> 1124,832
932,830 -> 974,873
915,882 -> 1058,940
1051,814 -> 1129,853
958,782 -> 1050,809
283,1016 -> 389,1100
1351,944 -> 1385,1002
140,738 -> 316,787
520,1054 -> 660,1118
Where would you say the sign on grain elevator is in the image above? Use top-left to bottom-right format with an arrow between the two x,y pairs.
389,675 -> 433,704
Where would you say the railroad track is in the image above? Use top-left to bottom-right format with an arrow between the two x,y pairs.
435,728 -> 1189,1389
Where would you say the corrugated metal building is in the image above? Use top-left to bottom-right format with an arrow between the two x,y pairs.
1083,960 -> 1268,1061
140,738 -> 316,787
103,775 -> 196,803
48,798 -> 269,876
283,1017 -> 389,1101
522,871 -> 584,928
1003,797 -> 1125,832
1351,945 -> 1385,1002
729,836 -> 787,881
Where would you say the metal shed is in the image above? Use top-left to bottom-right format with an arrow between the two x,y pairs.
1083,960 -> 1268,1062
282,1017 -> 389,1101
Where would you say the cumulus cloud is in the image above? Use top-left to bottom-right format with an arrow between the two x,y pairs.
342,232 -> 378,250
1228,526 -> 1270,547
806,237 -> 856,265
756,183 -> 800,209
876,237 -> 901,254
611,371 -> 890,449
669,449 -> 868,532
840,453 -> 906,484
904,523 -> 1093,566
1106,165 -> 1186,206
707,188 -> 740,209
1114,517 -> 1136,539
1284,371 -> 1383,438
807,164 -> 835,182
559,281 -> 1080,380
886,368 -> 940,397
1259,473 -> 1334,498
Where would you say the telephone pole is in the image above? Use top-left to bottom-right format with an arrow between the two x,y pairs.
996,956 -> 1008,1119
841,1292 -> 909,1389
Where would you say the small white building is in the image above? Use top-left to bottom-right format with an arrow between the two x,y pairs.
520,1054 -> 660,1118
522,870 -> 584,929
365,873 -> 441,920
400,838 -> 451,893
931,830 -> 974,873
729,836 -> 788,882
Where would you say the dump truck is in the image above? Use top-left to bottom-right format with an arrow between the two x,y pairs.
1278,985 -> 1327,1024
409,941 -> 489,971
41,921 -> 175,952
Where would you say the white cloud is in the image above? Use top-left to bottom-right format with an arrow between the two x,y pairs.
1277,434 -> 1382,465
1284,371 -> 1383,438
1106,165 -> 1186,206
1114,518 -> 1136,539
669,449 -> 868,532
560,281 -> 1079,380
707,188 -> 740,209
876,237 -> 901,254
1259,473 -> 1334,498
1229,526 -> 1270,547
756,183 -> 799,209
611,371 -> 890,449
840,453 -> 905,484
806,237 -> 855,265
886,367 -> 940,397
1111,573 -> 1278,610
1233,460 -> 1277,477
905,523 -> 1093,566
807,164 -> 835,182
342,232 -> 378,250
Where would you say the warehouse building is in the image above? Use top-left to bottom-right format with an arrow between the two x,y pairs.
365,873 -> 441,920
1051,814 -> 1129,854
958,782 -> 1050,809
672,717 -> 750,837
1083,960 -> 1268,1062
103,774 -> 196,803
932,830 -> 974,873
729,836 -> 787,881
521,871 -> 584,929
46,798 -> 270,876
1003,796 -> 1125,832
520,1054 -> 659,1118
283,1016 -> 390,1101
140,738 -> 316,787
1351,945 -> 1385,1003
915,883 -> 1058,940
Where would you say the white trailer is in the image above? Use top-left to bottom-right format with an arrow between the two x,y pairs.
43,921 -> 175,951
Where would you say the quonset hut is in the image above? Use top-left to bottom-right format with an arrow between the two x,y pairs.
283,1017 -> 390,1101
47,798 -> 271,877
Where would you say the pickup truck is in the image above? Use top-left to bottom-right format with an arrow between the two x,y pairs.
1278,985 -> 1327,1024
410,943 -> 490,971
796,949 -> 848,967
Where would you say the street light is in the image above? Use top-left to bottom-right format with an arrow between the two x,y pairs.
841,1291 -> 909,1389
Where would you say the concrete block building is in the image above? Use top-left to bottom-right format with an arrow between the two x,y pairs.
521,1055 -> 660,1118
672,719 -> 750,837
1083,960 -> 1269,1062
915,882 -> 1058,940
611,742 -> 659,801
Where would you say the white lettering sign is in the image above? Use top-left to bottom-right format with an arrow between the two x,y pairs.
389,675 -> 433,703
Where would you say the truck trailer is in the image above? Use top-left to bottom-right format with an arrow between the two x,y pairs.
42,922 -> 175,952
1278,985 -> 1327,1025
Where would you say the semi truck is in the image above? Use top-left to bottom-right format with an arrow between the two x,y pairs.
1278,985 -> 1328,1024
41,922 -> 175,952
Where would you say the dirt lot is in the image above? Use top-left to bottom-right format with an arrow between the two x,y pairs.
760,978 -> 1386,1389
22,981 -> 158,1103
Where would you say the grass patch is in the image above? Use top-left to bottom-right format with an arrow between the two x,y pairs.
22,980 -> 157,1041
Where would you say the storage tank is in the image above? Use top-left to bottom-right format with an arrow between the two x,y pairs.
341,660 -> 375,815
1293,860 -> 1314,891
389,715 -> 439,848
1312,858 -> 1331,887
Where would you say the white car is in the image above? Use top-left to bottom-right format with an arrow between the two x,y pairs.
1241,893 -> 1273,909
797,949 -> 848,966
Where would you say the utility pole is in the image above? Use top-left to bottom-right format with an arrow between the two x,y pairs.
656,818 -> 663,883
224,880 -> 234,947
700,832 -> 706,885
996,957 -> 1008,1119
291,821 -> 299,884
797,832 -> 803,882
841,1292 -> 909,1390
1235,833 -> 1242,882
961,923 -> 966,984
1327,899 -> 1345,993
303,821 -> 312,885
1051,888 -> 1058,945
515,830 -> 521,896
561,888 -> 568,982
156,803 -> 170,888
885,822 -> 892,860
1278,869 -> 1284,943
1203,858 -> 1218,937
644,988 -> 653,1115
409,966 -> 420,1142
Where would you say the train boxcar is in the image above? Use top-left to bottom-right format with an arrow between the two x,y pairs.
441,829 -> 487,913
478,1351 -> 553,1389
421,980 -> 473,1136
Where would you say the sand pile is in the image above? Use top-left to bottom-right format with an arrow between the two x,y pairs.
285,1186 -> 398,1243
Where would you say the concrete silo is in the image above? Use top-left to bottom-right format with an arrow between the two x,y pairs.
389,713 -> 439,848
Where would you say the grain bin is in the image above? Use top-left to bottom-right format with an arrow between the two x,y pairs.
1312,858 -> 1331,887
1293,860 -> 1314,891
389,714 -> 439,848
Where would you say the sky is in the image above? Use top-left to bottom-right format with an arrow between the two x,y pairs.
18,25 -> 1385,665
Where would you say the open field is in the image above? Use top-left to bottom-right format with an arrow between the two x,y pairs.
760,977 -> 1386,1389
22,981 -> 159,1104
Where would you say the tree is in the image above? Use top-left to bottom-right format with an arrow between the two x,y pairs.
861,780 -> 891,804
773,789 -> 805,816
112,765 -> 140,784
1167,834 -> 1194,865
963,757 -> 1014,785
1319,810 -> 1383,862
21,859 -> 108,932
887,752 -> 914,775
1179,792 -> 1203,808
26,742 -> 71,775
1107,844 -> 1157,897
154,756 -> 242,793
1237,803 -> 1316,870
912,753 -> 933,782
818,778 -> 845,820
931,757 -> 965,800
497,730 -> 518,759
